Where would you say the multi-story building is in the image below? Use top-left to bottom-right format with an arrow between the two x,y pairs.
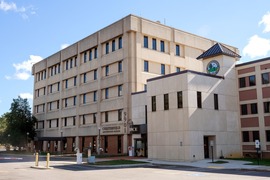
32,14 -> 241,157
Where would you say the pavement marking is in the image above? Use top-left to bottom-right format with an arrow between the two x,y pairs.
207,166 -> 224,169
0,157 -> 23,160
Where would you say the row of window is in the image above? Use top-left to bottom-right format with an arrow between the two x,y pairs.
239,72 -> 270,88
64,56 -> 77,71
240,101 -> 270,115
151,92 -> 219,112
143,60 -> 181,75
242,130 -> 270,142
105,37 -> 122,54
143,35 -> 181,56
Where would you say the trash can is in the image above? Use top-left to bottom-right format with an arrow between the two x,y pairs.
128,146 -> 133,156
76,153 -> 82,164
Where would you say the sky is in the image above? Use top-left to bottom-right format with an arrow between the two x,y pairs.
0,0 -> 270,116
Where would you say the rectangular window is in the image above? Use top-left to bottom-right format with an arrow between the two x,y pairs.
50,85 -> 52,93
144,36 -> 148,48
83,73 -> 87,83
64,98 -> 67,107
104,136 -> 108,153
73,116 -> 76,126
118,61 -> 122,73
253,131 -> 260,141
266,130 -> 270,142
249,75 -> 256,86
50,68 -> 53,76
118,109 -> 122,121
264,101 -> 270,113
144,60 -> 149,72
105,42 -> 109,54
118,37 -> 122,49
112,40 -> 115,52
83,94 -> 86,104
74,57 -> 77,67
105,112 -> 108,122
49,102 -> 52,111
152,96 -> 156,112
66,61 -> 68,70
57,100 -> 59,109
251,103 -> 258,114
242,131 -> 249,142
93,113 -> 96,124
176,45 -> 180,56
161,64 -> 165,75
73,96 -> 76,106
176,67 -> 181,72
105,65 -> 109,76
160,40 -> 165,52
94,69 -> 97,80
241,104 -> 248,115
65,79 -> 68,89
152,38 -> 157,50
214,94 -> 219,110
164,94 -> 169,110
44,70 -> 47,79
94,48 -> 98,59
82,115 -> 86,125
93,91 -> 97,102
118,85 -> 122,96
57,82 -> 60,91
64,117 -> 67,126
74,76 -> 77,86
105,88 -> 109,99
84,52 -> 87,63
54,65 -> 57,75
239,77 -> 246,88
197,91 -> 202,108
89,50 -> 92,61
118,136 -> 122,153
70,59 -> 73,68
262,73 -> 269,84
177,91 -> 183,108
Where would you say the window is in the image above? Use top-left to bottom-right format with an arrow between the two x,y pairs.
93,113 -> 96,124
144,60 -> 149,72
73,96 -> 76,106
83,94 -> 86,104
264,102 -> 270,113
266,130 -> 270,142
249,75 -> 256,86
118,37 -> 122,49
164,94 -> 169,110
253,131 -> 260,141
214,94 -> 219,110
105,65 -> 109,76
104,136 -> 108,153
65,80 -> 68,89
152,38 -> 156,50
250,103 -> 258,114
84,52 -> 87,63
176,45 -> 180,56
262,73 -> 269,84
242,131 -> 249,142
152,96 -> 156,112
74,76 -> 77,86
57,100 -> 59,109
64,98 -> 67,107
161,64 -> 165,75
70,59 -> 73,68
50,85 -> 52,93
74,57 -> 77,66
105,88 -> 109,99
73,116 -> 76,126
118,61 -> 122,73
197,91 -> 202,108
177,91 -> 183,108
112,40 -> 115,52
239,77 -> 246,88
66,61 -> 68,70
44,70 -> 47,79
105,112 -> 108,122
89,50 -> 92,61
57,82 -> 60,91
118,109 -> 122,121
118,85 -> 122,96
94,48 -> 98,59
94,69 -> 97,80
83,73 -> 87,83
241,104 -> 248,115
160,40 -> 165,52
144,84 -> 147,91
49,102 -> 52,111
82,115 -> 86,125
105,42 -> 109,54
93,91 -> 97,102
176,67 -> 181,72
144,36 -> 148,48
118,136 -> 122,153
64,118 -> 67,126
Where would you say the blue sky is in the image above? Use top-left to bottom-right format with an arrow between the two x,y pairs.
1,0 -> 270,116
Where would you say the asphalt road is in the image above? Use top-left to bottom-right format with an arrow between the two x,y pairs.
0,154 -> 270,180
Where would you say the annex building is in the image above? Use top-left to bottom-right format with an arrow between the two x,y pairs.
32,14 -> 270,161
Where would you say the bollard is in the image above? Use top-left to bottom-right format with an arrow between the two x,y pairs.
35,153 -> 39,167
46,153 -> 50,168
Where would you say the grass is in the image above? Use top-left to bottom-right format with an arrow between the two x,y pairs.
227,158 -> 270,166
92,159 -> 148,165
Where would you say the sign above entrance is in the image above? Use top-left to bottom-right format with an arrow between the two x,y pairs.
206,60 -> 220,75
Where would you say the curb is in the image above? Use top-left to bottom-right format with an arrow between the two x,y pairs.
85,163 -> 153,168
30,166 -> 54,170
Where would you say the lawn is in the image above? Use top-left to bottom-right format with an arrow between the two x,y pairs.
227,158 -> 270,166
93,159 -> 149,165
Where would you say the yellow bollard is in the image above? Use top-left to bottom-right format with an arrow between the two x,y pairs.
35,153 -> 39,167
46,153 -> 50,168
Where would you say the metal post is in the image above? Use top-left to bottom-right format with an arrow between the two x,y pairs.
211,146 -> 214,163
46,153 -> 50,168
35,153 -> 39,166
60,131 -> 63,155
98,127 -> 101,155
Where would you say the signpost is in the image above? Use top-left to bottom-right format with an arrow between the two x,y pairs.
210,140 -> 214,163
255,140 -> 260,165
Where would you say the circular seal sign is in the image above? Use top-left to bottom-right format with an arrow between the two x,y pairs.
206,60 -> 220,75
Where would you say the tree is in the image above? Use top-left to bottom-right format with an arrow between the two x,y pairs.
0,114 -> 7,144
4,96 -> 37,150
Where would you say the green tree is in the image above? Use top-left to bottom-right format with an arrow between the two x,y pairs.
0,114 -> 7,144
4,96 -> 37,150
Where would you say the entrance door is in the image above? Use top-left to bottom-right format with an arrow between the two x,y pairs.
204,136 -> 209,158
134,139 -> 145,157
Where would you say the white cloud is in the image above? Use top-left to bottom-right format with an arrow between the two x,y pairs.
0,0 -> 35,19
242,35 -> 270,58
259,12 -> 270,33
61,43 -> 70,50
19,93 -> 33,100
6,55 -> 43,81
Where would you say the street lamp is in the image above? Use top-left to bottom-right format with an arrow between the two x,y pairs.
98,127 -> 101,155
7,134 -> 10,151
60,131 -> 63,155
26,132 -> 29,151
